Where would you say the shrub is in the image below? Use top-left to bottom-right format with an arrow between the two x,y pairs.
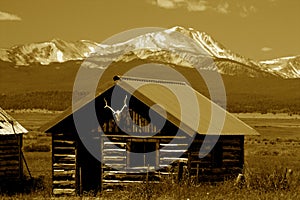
244,166 -> 298,191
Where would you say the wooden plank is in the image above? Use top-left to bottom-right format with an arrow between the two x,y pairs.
53,163 -> 76,170
0,169 -> 20,176
53,180 -> 76,189
223,159 -> 240,167
0,149 -> 19,155
222,146 -> 241,151
160,149 -> 186,153
0,160 -> 19,166
160,143 -> 188,147
0,140 -> 19,145
53,188 -> 76,195
53,140 -> 75,147
104,143 -> 126,149
53,148 -> 75,155
104,141 -> 126,145
103,135 -> 186,139
54,154 -> 75,158
0,155 -> 19,160
0,146 -> 19,151
103,156 -> 126,160
103,151 -> 126,157
103,160 -> 126,165
103,149 -> 126,152
53,156 -> 75,164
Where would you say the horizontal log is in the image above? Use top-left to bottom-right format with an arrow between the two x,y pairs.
222,139 -> 242,144
0,155 -> 19,161
53,140 -> 75,147
103,159 -> 126,165
222,146 -> 241,151
53,174 -> 75,182
160,143 -> 188,147
103,167 -> 126,172
103,156 -> 126,160
160,157 -> 187,161
0,146 -> 19,151
222,160 -> 241,167
54,163 -> 76,168
53,180 -> 76,189
53,170 -> 76,178
54,154 -> 75,158
0,169 -> 20,176
53,188 -> 76,195
223,152 -> 241,159
160,149 -> 186,153
53,135 -> 74,141
103,135 -> 186,139
0,140 -> 19,146
103,180 -> 146,185
223,142 -> 241,146
0,160 -> 19,166
103,149 -> 126,152
53,148 -> 75,155
53,156 -> 75,164
103,144 -> 126,149
103,152 -> 126,157
53,146 -> 76,150
104,161 -> 126,165
159,139 -> 174,144
159,153 -> 187,159
0,148 -> 19,155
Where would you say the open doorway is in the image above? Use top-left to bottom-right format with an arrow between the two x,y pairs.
127,140 -> 159,169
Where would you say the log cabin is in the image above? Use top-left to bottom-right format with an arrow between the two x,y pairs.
0,108 -> 28,185
41,76 -> 259,195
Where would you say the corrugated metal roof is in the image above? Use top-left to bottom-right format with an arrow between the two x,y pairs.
42,76 -> 259,136
117,76 -> 259,136
0,107 -> 28,135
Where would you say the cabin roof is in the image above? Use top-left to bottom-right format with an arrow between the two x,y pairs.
0,107 -> 28,135
41,76 -> 259,136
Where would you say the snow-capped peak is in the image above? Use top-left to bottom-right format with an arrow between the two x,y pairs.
0,26 -> 299,78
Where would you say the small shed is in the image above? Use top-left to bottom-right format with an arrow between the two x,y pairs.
41,76 -> 259,195
0,108 -> 28,183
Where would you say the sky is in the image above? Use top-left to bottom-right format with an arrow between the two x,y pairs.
0,0 -> 299,60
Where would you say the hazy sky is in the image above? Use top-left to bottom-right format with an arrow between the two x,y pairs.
0,0 -> 299,60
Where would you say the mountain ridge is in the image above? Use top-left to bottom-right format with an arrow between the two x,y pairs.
0,26 -> 299,79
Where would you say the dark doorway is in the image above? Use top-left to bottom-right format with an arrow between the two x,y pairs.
128,141 -> 158,168
76,141 -> 101,194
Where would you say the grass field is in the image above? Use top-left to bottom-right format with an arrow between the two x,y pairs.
2,110 -> 300,199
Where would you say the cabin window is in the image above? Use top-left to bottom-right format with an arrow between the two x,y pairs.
127,141 -> 158,169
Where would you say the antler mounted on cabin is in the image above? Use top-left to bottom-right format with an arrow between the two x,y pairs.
104,95 -> 127,121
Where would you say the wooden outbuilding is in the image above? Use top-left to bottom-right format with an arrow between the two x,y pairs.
41,76 -> 259,195
0,108 -> 28,184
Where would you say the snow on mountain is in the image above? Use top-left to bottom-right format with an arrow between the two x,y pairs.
0,26 -> 299,79
260,56 -> 300,79
1,39 -> 99,66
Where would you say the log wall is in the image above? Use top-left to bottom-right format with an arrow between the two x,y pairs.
188,135 -> 244,182
0,135 -> 22,182
52,132 -> 76,196
50,96 -> 245,194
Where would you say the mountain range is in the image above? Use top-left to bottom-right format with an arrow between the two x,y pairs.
0,26 -> 299,79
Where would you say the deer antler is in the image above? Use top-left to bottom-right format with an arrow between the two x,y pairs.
119,95 -> 128,113
104,95 -> 128,121
104,98 -> 116,113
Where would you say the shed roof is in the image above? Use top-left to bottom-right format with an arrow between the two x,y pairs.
0,108 -> 28,135
42,76 -> 259,136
